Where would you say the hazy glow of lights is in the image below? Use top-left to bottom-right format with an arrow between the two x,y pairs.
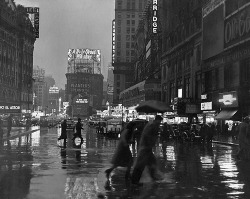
31,130 -> 40,146
200,156 -> 214,169
166,145 -> 175,161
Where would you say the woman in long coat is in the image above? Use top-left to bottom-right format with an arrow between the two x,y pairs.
105,121 -> 137,180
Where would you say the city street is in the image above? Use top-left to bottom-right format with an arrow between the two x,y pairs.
0,124 -> 250,199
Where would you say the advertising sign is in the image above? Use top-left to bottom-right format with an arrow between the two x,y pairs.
224,5 -> 250,49
68,49 -> 101,63
202,2 -> 224,60
0,105 -> 21,113
201,102 -> 212,110
219,91 -> 238,107
25,7 -> 39,38
49,86 -> 59,94
152,0 -> 158,33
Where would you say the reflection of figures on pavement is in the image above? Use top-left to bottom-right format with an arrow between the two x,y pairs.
7,114 -> 12,137
237,117 -> 250,160
105,121 -> 137,180
60,148 -> 67,169
58,119 -> 67,148
131,115 -> 163,184
0,118 -> 3,143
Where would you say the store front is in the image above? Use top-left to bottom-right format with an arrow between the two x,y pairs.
215,91 -> 242,133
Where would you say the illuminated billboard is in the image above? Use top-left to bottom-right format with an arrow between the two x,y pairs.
25,7 -> 39,38
67,48 -> 101,74
68,49 -> 101,63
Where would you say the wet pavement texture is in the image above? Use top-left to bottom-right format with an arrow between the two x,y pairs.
0,124 -> 250,199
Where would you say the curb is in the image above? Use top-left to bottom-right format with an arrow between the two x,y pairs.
212,140 -> 239,147
3,128 -> 40,141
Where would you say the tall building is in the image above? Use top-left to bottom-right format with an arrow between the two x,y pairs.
33,65 -> 45,111
43,75 -> 55,111
107,64 -> 114,105
0,1 -> 36,114
66,48 -> 103,118
112,0 -> 148,104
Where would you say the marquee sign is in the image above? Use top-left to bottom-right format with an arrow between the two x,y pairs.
0,105 -> 21,113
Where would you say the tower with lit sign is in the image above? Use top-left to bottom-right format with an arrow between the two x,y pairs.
65,48 -> 103,118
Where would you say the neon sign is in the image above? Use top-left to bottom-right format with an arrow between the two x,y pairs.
219,94 -> 236,105
152,0 -> 158,33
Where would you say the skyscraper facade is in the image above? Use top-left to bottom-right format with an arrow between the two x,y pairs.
112,0 -> 148,104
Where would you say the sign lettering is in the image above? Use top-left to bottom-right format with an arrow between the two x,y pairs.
152,0 -> 158,33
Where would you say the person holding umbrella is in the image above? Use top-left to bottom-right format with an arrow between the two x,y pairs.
131,115 -> 163,185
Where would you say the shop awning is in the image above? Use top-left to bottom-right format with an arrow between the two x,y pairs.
215,110 -> 238,120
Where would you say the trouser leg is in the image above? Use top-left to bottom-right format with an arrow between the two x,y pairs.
131,165 -> 145,184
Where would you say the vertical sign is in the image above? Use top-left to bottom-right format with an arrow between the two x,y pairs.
25,7 -> 40,38
152,0 -> 158,33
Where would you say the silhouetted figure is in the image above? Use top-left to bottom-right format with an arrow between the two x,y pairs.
7,115 -> 12,137
0,118 -> 3,141
105,121 -> 137,180
131,115 -> 163,185
58,119 -> 67,147
74,118 -> 83,138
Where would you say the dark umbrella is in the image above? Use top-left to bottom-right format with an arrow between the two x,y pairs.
135,100 -> 173,113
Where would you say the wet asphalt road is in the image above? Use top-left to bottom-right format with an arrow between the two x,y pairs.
0,123 -> 250,199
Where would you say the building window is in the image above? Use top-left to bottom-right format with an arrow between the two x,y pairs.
126,42 -> 130,48
117,34 -> 121,41
205,70 -> 212,92
131,27 -> 135,33
127,20 -> 130,26
126,35 -> 130,41
195,72 -> 202,99
117,26 -> 121,33
116,75 -> 120,80
196,44 -> 201,66
184,77 -> 191,98
131,20 -> 135,26
126,57 -> 130,62
127,27 -> 130,34
170,82 -> 175,101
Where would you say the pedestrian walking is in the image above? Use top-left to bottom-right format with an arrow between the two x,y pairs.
131,115 -> 163,185
105,121 -> 137,180
237,117 -> 250,160
0,118 -> 3,141
58,119 -> 67,147
7,115 -> 12,137
74,118 -> 83,139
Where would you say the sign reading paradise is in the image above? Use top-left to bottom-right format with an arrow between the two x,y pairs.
0,105 -> 21,113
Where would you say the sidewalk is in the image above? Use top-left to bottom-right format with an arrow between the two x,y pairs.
212,134 -> 239,146
1,126 -> 40,141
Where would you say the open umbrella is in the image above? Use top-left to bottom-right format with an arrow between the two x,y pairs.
135,100 -> 173,113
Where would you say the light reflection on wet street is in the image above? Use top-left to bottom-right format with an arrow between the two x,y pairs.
0,124 -> 250,199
